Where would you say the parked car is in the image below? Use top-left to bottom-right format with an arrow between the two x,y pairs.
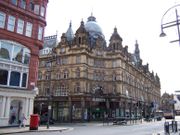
40,113 -> 54,124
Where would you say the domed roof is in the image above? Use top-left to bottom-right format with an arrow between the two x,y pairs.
85,14 -> 104,39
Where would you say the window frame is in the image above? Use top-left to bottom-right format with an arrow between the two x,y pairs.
7,15 -> 16,32
19,0 -> 26,9
17,19 -> 24,34
25,22 -> 33,37
38,26 -> 43,40
0,12 -> 6,28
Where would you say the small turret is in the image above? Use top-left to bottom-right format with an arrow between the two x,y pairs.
108,27 -> 123,51
65,21 -> 74,42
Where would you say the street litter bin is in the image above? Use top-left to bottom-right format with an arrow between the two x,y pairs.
29,114 -> 39,130
164,121 -> 169,134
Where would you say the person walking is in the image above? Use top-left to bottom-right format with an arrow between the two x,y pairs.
19,113 -> 27,128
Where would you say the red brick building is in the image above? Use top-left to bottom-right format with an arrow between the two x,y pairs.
0,0 -> 48,126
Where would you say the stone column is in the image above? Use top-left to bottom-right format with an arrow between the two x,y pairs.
0,96 -> 6,117
28,98 -> 34,115
24,98 -> 29,117
5,97 -> 11,118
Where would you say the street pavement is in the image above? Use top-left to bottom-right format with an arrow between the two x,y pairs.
0,126 -> 69,134
1,117 -> 180,135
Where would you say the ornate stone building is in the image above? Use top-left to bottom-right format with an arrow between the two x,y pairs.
0,0 -> 48,126
160,92 -> 174,112
36,15 -> 161,122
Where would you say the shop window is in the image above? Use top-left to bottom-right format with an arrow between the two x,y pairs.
7,15 -> 15,32
25,22 -> 32,37
19,0 -> 26,9
17,19 -> 24,34
10,71 -> 20,86
0,69 -> 8,85
0,12 -> 6,28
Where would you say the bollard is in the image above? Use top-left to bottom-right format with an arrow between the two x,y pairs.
164,121 -> 169,134
174,121 -> 178,132
171,120 -> 178,133
172,120 -> 174,132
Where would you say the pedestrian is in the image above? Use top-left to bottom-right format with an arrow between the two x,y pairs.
19,113 -> 27,128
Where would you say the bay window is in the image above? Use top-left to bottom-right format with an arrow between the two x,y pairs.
0,40 -> 30,88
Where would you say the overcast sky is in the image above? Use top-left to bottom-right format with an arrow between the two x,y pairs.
45,0 -> 180,95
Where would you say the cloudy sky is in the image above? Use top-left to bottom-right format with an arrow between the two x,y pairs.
45,0 -> 180,95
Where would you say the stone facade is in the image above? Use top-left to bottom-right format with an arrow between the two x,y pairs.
0,0 -> 48,126
36,15 -> 161,122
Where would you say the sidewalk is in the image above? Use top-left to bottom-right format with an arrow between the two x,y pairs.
0,126 -> 69,134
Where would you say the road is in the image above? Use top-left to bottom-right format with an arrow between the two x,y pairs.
12,120 -> 166,135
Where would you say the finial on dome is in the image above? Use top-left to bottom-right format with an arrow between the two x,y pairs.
135,40 -> 138,45
91,12 -> 93,17
114,26 -> 117,33
69,20 -> 72,27
87,13 -> 96,22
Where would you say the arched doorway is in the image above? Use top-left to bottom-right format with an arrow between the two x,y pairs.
9,100 -> 22,125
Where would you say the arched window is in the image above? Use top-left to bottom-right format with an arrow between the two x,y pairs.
0,41 -> 12,60
63,69 -> 69,79
0,48 -> 10,59
0,40 -> 30,88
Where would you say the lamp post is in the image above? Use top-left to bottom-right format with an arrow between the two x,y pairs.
160,4 -> 180,45
46,48 -> 57,129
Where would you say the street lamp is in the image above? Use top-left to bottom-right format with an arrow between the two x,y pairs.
46,48 -> 57,129
160,4 -> 180,45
